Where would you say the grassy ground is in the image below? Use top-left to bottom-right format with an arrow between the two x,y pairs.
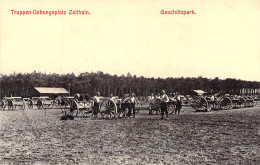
0,104 -> 259,164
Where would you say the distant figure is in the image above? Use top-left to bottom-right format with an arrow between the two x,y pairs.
148,93 -> 155,115
93,92 -> 102,119
74,93 -> 80,102
155,93 -> 161,100
168,93 -> 175,101
153,93 -> 162,115
60,111 -> 74,120
109,94 -> 113,99
160,90 -> 169,120
210,95 -> 215,100
150,93 -> 155,100
175,93 -> 182,115
60,95 -> 66,113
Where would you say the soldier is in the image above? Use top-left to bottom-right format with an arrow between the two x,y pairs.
109,93 -> 114,99
93,92 -> 101,119
124,93 -> 137,118
148,93 -> 155,115
160,90 -> 169,119
155,93 -> 161,100
175,92 -> 182,115
109,94 -> 118,101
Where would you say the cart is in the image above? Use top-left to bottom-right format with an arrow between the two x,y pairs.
4,97 -> 26,110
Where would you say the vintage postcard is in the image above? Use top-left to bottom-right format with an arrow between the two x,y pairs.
0,0 -> 259,164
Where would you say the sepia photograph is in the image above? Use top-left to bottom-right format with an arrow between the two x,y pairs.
0,0 -> 260,164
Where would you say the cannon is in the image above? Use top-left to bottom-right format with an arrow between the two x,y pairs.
59,96 -> 75,109
28,97 -> 41,109
229,96 -> 246,108
191,96 -> 209,111
2,97 -> 26,110
28,96 -> 54,109
99,97 -> 118,118
23,98 -> 31,108
192,96 -> 232,112
243,96 -> 257,107
36,96 -> 54,109
69,99 -> 94,117
149,98 -> 161,115
68,96 -> 118,118
68,95 -> 142,119
112,96 -> 142,118
167,98 -> 177,114
147,96 -> 177,115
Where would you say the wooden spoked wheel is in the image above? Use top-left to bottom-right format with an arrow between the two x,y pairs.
194,97 -> 208,111
168,102 -> 176,114
149,101 -> 161,115
220,97 -> 232,110
247,97 -> 255,107
81,108 -> 94,117
116,103 -> 127,118
99,100 -> 117,119
238,97 -> 246,108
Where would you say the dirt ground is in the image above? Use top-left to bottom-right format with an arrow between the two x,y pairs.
0,103 -> 259,164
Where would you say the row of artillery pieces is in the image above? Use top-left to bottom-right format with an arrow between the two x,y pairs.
0,95 -> 259,118
0,96 -> 143,119
191,95 -> 259,112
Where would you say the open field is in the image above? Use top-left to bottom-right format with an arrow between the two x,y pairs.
0,104 -> 259,164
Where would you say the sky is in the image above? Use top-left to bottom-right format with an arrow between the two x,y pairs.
1,0 -> 260,81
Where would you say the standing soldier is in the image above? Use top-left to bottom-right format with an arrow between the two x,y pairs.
124,93 -> 137,118
175,92 -> 182,115
93,92 -> 102,119
155,93 -> 161,100
148,93 -> 155,115
109,94 -> 114,99
160,90 -> 169,120
109,94 -> 118,101
74,93 -> 80,102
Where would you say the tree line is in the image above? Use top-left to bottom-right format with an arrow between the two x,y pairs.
0,71 -> 259,99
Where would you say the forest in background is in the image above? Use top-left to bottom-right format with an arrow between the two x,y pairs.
0,71 -> 260,98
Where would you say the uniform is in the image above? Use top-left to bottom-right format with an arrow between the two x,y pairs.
175,95 -> 182,114
160,94 -> 169,119
124,96 -> 137,118
93,95 -> 101,118
148,95 -> 155,114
